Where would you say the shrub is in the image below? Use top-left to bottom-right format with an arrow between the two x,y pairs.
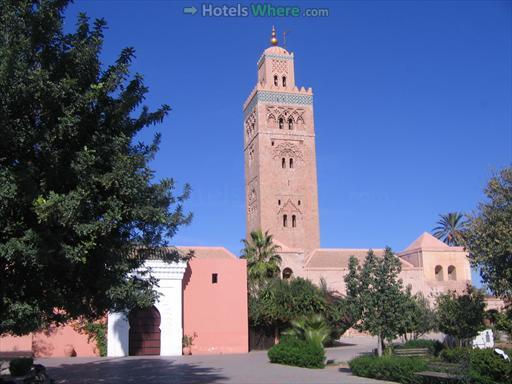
401,339 -> 444,356
468,348 -> 512,384
439,347 -> 470,363
349,355 -> 427,384
267,336 -> 325,369
9,358 -> 33,376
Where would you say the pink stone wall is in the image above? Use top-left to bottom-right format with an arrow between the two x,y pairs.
0,323 -> 98,357
183,257 -> 248,355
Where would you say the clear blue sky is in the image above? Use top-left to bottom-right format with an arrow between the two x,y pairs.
65,1 -> 511,285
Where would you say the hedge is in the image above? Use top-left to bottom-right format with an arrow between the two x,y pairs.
349,355 -> 427,384
267,336 -> 325,369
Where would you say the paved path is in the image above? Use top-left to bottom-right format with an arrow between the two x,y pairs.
38,337 -> 393,384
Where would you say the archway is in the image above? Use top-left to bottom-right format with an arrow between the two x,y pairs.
129,305 -> 161,356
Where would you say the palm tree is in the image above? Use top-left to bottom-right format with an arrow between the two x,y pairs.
241,230 -> 281,293
432,212 -> 467,246
283,314 -> 331,347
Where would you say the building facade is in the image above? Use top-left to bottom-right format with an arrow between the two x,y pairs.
243,28 -> 472,299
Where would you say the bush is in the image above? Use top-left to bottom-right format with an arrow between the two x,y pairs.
400,339 -> 444,356
439,347 -> 469,363
468,348 -> 512,384
9,357 -> 33,376
349,355 -> 427,384
267,336 -> 325,369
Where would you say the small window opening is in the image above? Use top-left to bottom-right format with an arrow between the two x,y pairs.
282,267 -> 293,280
298,200 -> 301,206
283,214 -> 288,227
212,273 -> 218,284
448,265 -> 457,281
282,76 -> 287,87
282,158 -> 286,168
289,158 -> 294,168
278,117 -> 284,129
271,140 -> 275,146
288,118 -> 293,130
274,75 -> 278,86
278,199 -> 281,205
292,215 -> 296,228
435,265 -> 444,281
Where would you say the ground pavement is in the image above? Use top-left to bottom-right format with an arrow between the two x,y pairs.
38,336 -> 395,384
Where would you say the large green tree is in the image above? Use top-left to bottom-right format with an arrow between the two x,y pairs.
345,248 -> 408,356
249,277 -> 326,341
436,287 -> 485,346
241,229 -> 281,294
464,167 -> 512,299
432,212 -> 467,246
0,0 -> 191,335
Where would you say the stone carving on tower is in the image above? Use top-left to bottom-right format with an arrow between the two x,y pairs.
243,27 -> 320,252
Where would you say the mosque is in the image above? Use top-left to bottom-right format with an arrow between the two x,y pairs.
243,27 -> 472,297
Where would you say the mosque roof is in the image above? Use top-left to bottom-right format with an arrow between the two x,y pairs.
403,232 -> 452,252
304,248 -> 385,269
263,46 -> 290,55
176,246 -> 237,260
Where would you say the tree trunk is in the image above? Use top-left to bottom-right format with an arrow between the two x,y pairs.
377,333 -> 383,357
274,326 -> 280,344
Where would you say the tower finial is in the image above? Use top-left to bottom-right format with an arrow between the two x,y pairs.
270,26 -> 278,46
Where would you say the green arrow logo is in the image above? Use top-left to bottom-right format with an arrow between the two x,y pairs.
183,6 -> 197,15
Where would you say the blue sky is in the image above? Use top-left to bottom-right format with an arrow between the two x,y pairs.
65,1 -> 511,285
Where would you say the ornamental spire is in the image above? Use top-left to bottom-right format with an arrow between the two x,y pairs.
270,26 -> 278,46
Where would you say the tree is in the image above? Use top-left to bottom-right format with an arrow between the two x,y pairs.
396,290 -> 436,340
249,277 -> 326,341
282,314 -> 330,347
345,248 -> 409,356
0,1 -> 191,335
241,229 -> 281,294
464,167 -> 512,299
432,212 -> 467,246
436,286 -> 485,346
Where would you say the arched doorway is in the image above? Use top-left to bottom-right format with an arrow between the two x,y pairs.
129,306 -> 161,356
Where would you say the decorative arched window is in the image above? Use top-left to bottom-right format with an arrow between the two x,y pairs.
282,267 -> 293,280
289,158 -> 294,168
283,214 -> 288,227
435,265 -> 444,281
278,117 -> 284,129
288,118 -> 293,130
448,265 -> 457,281
282,76 -> 287,87
292,215 -> 296,228
274,75 -> 278,86
281,158 -> 286,168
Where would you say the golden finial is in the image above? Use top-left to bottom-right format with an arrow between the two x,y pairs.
270,26 -> 278,46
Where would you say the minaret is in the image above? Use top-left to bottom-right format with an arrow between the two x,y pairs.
243,27 -> 320,252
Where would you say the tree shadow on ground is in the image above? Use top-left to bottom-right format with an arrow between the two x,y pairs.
46,358 -> 229,384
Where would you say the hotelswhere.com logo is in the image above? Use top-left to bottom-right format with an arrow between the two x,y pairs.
184,3 -> 330,17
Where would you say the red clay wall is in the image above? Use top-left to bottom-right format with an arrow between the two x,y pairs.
0,323 -> 98,357
183,258 -> 248,354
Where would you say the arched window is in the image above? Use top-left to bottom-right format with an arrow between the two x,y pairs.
298,200 -> 301,206
289,158 -> 294,168
281,158 -> 286,168
274,75 -> 278,86
282,76 -> 287,87
282,267 -> 293,280
283,214 -> 288,227
278,117 -> 284,129
435,265 -> 444,281
292,215 -> 296,227
278,199 -> 281,205
288,118 -> 293,130
448,265 -> 457,281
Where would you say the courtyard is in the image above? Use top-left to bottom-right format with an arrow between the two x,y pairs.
38,337 -> 393,384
